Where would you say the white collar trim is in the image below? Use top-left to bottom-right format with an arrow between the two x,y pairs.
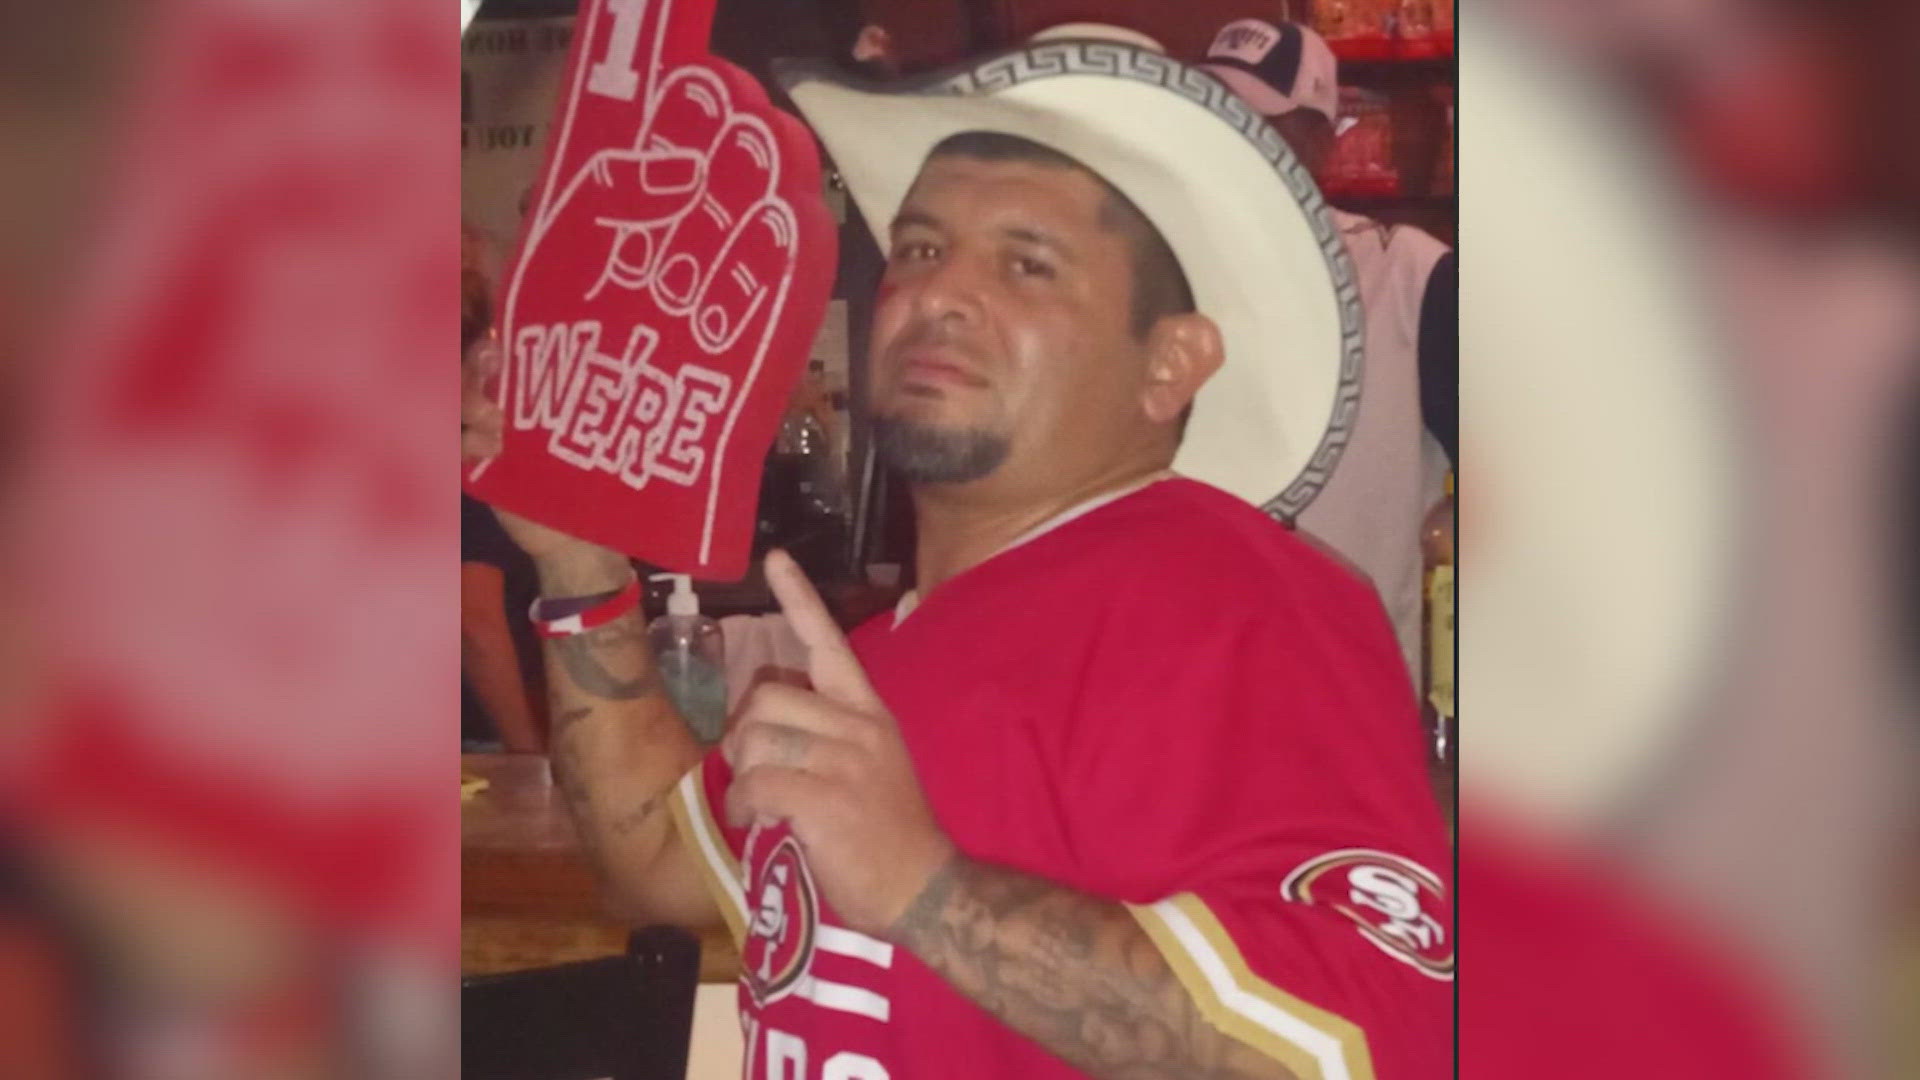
891,470 -> 1176,628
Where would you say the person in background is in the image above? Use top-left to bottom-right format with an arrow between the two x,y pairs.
460,221 -> 545,753
848,23 -> 902,80
1199,18 -> 1457,686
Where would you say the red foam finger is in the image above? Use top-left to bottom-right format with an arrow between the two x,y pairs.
468,0 -> 836,580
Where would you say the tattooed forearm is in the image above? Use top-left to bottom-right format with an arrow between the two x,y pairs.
526,560 -> 709,922
555,757 -> 670,914
891,857 -> 1293,1080
550,614 -> 661,701
555,755 -> 662,851
537,600 -> 701,916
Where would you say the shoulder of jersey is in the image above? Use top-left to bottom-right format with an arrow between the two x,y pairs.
1097,481 -> 1375,613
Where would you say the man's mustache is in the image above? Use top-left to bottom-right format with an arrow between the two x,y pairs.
878,321 -> 985,366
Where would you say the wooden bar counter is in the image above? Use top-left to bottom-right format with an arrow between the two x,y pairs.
462,753 -> 740,983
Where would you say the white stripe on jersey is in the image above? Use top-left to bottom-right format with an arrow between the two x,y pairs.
795,974 -> 891,1023
1148,897 -> 1356,1080
673,770 -> 747,927
815,925 -> 894,968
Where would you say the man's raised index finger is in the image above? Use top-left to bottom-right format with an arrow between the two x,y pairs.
764,549 -> 879,709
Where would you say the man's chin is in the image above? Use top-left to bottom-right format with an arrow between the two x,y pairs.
870,413 -> 1010,486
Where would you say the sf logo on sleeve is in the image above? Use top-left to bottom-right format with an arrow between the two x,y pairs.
1283,849 -> 1454,980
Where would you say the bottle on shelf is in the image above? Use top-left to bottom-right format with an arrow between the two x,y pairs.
757,359 -> 849,579
778,406 -> 841,524
1396,0 -> 1453,59
1421,472 -> 1455,764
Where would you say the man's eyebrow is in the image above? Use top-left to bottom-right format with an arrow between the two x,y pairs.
889,208 -> 944,237
887,210 -> 1079,263
1000,225 -> 1077,263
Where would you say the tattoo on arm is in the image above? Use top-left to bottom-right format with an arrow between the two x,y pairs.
891,858 -> 1293,1080
543,616 -> 679,859
549,714 -> 671,893
549,614 -> 660,701
531,594 -> 705,923
607,793 -> 664,838
552,706 -> 593,738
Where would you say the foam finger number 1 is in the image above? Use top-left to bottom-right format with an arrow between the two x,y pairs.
466,0 -> 838,580
586,0 -> 651,101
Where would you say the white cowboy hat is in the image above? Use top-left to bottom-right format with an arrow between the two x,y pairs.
1027,22 -> 1167,54
775,37 -> 1362,521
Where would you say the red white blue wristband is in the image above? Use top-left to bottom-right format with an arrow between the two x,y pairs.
529,574 -> 641,638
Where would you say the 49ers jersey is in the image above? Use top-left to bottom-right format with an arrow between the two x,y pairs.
669,478 -> 1453,1079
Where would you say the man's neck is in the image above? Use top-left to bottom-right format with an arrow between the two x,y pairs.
909,461 -> 1171,597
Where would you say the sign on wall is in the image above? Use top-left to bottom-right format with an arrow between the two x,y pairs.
462,13 -> 576,252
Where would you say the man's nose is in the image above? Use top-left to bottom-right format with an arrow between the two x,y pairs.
908,249 -> 987,325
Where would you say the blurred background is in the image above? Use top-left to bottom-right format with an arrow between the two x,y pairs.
0,0 -> 1915,1076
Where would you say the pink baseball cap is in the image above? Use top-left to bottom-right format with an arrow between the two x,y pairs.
1199,18 -> 1339,123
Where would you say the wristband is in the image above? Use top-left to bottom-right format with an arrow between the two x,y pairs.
529,574 -> 641,637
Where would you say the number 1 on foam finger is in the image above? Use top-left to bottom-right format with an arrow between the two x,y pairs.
588,0 -> 650,101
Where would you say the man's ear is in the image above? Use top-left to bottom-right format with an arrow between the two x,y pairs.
1139,313 -> 1225,425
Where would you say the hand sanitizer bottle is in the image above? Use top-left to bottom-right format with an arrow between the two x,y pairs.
647,574 -> 728,744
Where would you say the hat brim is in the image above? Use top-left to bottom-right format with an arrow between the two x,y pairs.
776,41 -> 1361,520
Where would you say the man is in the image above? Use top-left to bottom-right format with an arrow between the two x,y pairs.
463,35 -> 1449,1080
1200,18 -> 1458,686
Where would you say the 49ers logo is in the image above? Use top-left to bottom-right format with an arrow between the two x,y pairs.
1282,849 -> 1454,980
744,832 -> 819,1007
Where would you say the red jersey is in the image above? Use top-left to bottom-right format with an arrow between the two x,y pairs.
670,478 -> 1453,1079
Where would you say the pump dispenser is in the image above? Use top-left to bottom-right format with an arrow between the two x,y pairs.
647,574 -> 727,743
662,573 -> 699,617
